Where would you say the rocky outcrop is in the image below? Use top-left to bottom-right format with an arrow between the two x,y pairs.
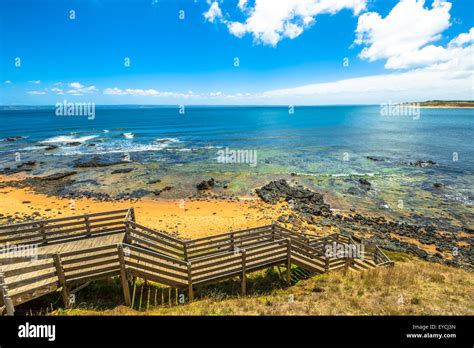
73,157 -> 126,168
40,171 -> 77,181
406,160 -> 437,167
111,168 -> 134,174
197,178 -> 216,190
256,180 -> 330,216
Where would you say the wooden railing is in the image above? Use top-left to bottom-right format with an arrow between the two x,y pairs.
373,245 -> 394,266
0,209 -> 131,247
0,209 -> 393,315
125,221 -> 186,259
184,225 -> 274,259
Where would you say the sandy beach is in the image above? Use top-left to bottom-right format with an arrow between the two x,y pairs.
0,174 -> 293,239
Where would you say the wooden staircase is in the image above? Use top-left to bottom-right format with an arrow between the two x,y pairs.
0,209 -> 393,315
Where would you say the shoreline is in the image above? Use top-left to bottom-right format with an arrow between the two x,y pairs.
0,176 -> 287,238
0,173 -> 472,271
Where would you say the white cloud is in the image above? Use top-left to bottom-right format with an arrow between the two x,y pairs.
53,82 -> 63,86
102,87 -> 251,100
263,46 -> 473,104
4,80 -> 12,84
203,1 -> 223,23
28,80 -> 41,84
104,88 -> 160,96
27,91 -> 46,95
355,0 -> 452,69
205,0 -> 367,46
103,87 -> 125,95
51,87 -> 64,95
237,0 -> 248,11
69,82 -> 84,89
449,27 -> 474,47
67,82 -> 97,96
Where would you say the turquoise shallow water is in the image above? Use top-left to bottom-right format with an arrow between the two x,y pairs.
0,105 -> 472,172
0,106 -> 472,203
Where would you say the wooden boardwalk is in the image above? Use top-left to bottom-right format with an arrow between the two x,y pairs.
0,208 -> 393,315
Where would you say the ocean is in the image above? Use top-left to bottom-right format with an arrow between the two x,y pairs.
0,105 -> 473,211
1,105 -> 472,169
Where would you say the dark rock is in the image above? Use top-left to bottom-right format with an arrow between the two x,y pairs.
147,179 -> 162,184
17,161 -> 36,168
406,245 -> 429,260
358,178 -> 371,190
111,168 -> 134,174
40,171 -> 77,181
66,142 -> 82,146
255,180 -> 330,217
197,178 -> 216,190
153,186 -> 173,196
366,156 -> 385,162
5,136 -> 24,142
45,145 -> 59,151
347,187 -> 359,195
73,157 -> 126,168
407,160 -> 437,167
433,183 -> 443,188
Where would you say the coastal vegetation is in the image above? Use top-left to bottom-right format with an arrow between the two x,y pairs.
418,100 -> 474,108
41,252 -> 473,316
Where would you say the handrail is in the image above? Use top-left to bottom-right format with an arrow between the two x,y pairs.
125,221 -> 185,245
0,209 -> 130,231
125,243 -> 188,267
0,210 -> 393,314
186,224 -> 273,244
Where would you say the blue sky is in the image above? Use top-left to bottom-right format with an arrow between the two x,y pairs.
1,0 -> 473,105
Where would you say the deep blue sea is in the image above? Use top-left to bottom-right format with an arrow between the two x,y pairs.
0,105 -> 473,210
0,106 -> 472,174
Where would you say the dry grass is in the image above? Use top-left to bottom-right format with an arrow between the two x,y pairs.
53,253 -> 474,316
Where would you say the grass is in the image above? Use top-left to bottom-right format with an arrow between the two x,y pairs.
46,252 -> 474,316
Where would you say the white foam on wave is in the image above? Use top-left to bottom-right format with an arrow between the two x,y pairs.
21,145 -> 49,151
331,172 -> 376,177
41,135 -> 98,144
172,148 -> 192,152
122,133 -> 134,139
49,140 -> 170,156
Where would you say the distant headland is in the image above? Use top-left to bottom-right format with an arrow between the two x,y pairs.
417,100 -> 474,108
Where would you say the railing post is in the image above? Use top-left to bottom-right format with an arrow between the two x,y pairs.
325,254 -> 330,273
124,222 -> 132,244
130,208 -> 136,222
39,222 -> 47,244
187,262 -> 193,302
117,244 -> 131,306
241,249 -> 247,295
271,222 -> 276,240
286,239 -> 291,284
230,233 -> 235,251
53,253 -> 71,308
183,242 -> 188,262
0,271 -> 15,315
